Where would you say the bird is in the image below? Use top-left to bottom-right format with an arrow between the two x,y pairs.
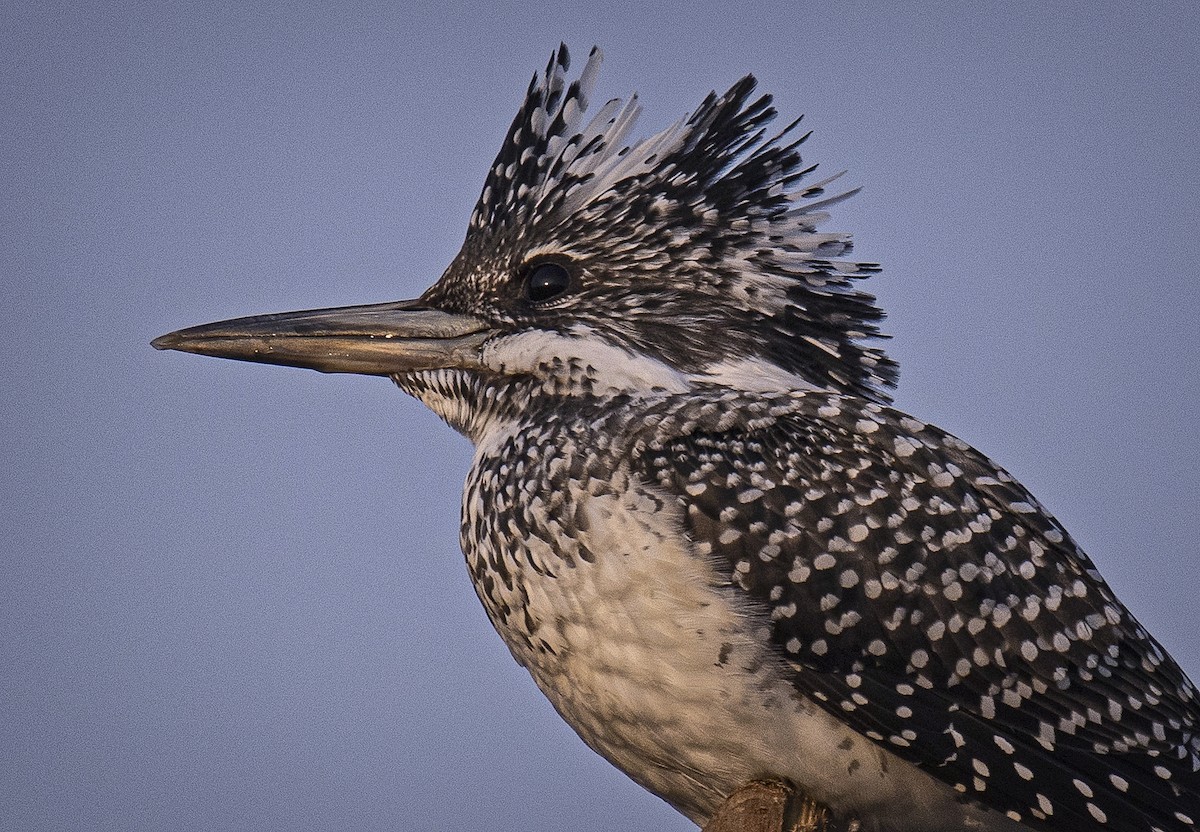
153,45 -> 1200,832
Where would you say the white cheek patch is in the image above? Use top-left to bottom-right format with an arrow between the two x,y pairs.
691,357 -> 820,394
481,328 -> 690,396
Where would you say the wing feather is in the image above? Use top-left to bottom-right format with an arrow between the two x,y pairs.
636,390 -> 1200,831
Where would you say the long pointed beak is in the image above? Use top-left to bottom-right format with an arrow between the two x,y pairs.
151,299 -> 493,376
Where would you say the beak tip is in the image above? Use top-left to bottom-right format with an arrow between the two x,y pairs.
151,332 -> 180,351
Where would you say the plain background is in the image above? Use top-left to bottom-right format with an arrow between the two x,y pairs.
3,2 -> 1198,830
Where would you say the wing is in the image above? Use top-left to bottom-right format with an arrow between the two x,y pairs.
635,390 -> 1200,832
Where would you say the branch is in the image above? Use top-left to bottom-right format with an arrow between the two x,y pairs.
701,781 -> 839,832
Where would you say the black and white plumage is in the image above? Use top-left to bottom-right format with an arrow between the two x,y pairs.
154,46 -> 1200,832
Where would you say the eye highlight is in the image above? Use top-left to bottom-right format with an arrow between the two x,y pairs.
523,261 -> 573,304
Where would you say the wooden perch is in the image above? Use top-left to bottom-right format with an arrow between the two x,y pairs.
702,782 -> 837,832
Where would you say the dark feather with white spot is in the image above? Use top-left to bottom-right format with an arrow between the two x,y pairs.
639,390 -> 1200,831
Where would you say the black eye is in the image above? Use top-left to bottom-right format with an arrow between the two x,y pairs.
524,261 -> 572,304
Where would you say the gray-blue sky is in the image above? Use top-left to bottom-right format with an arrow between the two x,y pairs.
3,2 -> 1198,830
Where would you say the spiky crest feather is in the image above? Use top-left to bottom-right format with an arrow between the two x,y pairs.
431,45 -> 898,403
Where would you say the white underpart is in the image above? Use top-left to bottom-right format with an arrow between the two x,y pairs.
466,469 -> 1022,831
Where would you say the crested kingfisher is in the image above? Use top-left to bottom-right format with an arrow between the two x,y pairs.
154,45 -> 1199,832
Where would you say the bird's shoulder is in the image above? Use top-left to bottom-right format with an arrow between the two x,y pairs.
619,388 -> 1200,832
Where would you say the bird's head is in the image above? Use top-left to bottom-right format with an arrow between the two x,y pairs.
154,46 -> 897,439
